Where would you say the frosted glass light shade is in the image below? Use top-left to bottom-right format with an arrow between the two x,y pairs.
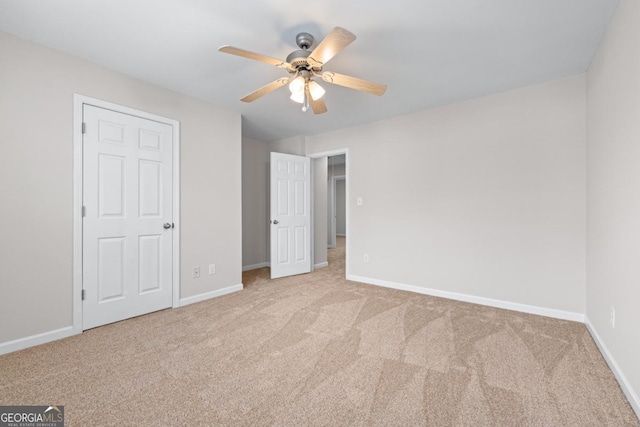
290,91 -> 305,103
308,80 -> 325,101
288,76 -> 305,94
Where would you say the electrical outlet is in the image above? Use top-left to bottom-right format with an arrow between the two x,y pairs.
209,264 -> 216,275
363,254 -> 369,263
193,266 -> 200,278
610,307 -> 615,328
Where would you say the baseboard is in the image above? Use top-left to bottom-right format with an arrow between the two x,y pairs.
0,326 -> 76,356
346,275 -> 584,323
314,262 -> 329,269
242,262 -> 270,271
1,285 -> 245,355
179,284 -> 243,307
585,317 -> 640,419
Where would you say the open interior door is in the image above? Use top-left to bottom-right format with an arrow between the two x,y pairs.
270,152 -> 311,279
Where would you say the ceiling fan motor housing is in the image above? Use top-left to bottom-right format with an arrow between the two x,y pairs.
286,50 -> 312,70
286,32 -> 323,73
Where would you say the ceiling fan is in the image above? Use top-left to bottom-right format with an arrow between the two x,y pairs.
219,27 -> 387,114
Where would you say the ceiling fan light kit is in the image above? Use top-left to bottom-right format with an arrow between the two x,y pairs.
219,27 -> 387,115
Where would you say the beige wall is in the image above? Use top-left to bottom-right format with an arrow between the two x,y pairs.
306,75 -> 587,315
242,137 -> 269,268
0,32 -> 242,344
268,136 -> 306,156
587,0 -> 640,414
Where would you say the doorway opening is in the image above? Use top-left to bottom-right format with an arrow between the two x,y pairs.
328,155 -> 346,247
308,149 -> 349,278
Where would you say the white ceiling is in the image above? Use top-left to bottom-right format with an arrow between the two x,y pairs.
0,0 -> 619,142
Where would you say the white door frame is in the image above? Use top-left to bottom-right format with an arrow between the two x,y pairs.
307,148 -> 349,277
332,175 -> 346,245
72,94 -> 181,334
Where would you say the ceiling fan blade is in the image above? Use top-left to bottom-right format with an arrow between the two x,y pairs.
321,71 -> 387,96
219,45 -> 290,69
307,27 -> 356,68
306,86 -> 328,115
241,78 -> 290,103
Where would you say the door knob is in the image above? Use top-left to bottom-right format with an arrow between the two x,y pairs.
273,220 -> 279,225
163,223 -> 172,229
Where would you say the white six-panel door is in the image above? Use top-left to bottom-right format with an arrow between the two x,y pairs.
82,105 -> 173,330
270,152 -> 311,279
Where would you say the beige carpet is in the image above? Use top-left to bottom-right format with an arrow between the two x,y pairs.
1,237 -> 638,426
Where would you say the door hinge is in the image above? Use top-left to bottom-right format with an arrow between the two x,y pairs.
81,122 -> 86,134
81,289 -> 86,300
82,205 -> 86,217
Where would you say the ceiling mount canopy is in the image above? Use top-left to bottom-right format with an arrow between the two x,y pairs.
218,27 -> 387,115
294,32 -> 314,50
